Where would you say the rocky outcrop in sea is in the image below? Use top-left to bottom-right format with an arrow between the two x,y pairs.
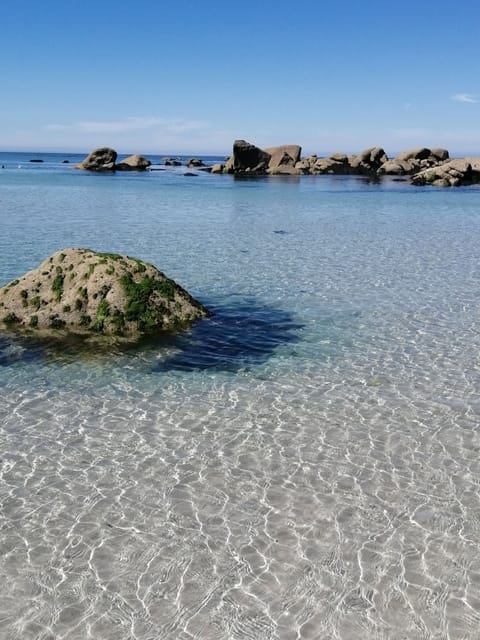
0,249 -> 210,341
75,148 -> 151,171
217,139 -> 480,186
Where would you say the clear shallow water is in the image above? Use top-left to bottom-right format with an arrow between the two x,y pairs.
1,156 -> 480,639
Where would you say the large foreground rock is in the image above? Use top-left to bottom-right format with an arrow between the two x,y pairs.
0,249 -> 210,340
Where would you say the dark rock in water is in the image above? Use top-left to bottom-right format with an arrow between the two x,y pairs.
225,139 -> 271,174
75,149 -> 151,171
29,159 -> 44,163
163,157 -> 182,166
0,248 -> 211,342
62,160 -> 70,163
183,172 -> 198,177
75,147 -> 117,171
430,147 -> 449,162
186,158 -> 205,167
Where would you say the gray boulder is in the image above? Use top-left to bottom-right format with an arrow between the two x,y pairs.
396,147 -> 432,162
265,145 -> 302,172
430,148 -> 450,161
76,147 -> 117,171
411,158 -> 480,187
312,153 -> 350,174
378,159 -> 418,175
186,158 -> 205,167
115,154 -> 151,171
268,164 -> 302,176
349,147 -> 388,174
380,147 -> 450,175
295,158 -> 313,173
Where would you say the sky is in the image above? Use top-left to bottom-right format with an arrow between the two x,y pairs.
1,0 -> 479,156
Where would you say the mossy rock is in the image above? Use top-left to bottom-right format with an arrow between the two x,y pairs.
0,248 -> 211,341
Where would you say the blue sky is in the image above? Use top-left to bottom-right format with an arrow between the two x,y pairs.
1,0 -> 479,155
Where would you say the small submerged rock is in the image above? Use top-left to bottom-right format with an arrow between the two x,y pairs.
0,249 -> 211,342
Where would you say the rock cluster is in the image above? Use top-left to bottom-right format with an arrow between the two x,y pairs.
75,148 -> 151,171
411,157 -> 480,187
221,140 -> 302,175
215,140 -> 480,186
74,144 -> 480,186
0,249 -> 210,340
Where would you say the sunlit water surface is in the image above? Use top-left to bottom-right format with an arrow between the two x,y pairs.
1,154 -> 480,639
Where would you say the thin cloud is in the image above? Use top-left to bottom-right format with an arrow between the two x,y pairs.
451,93 -> 477,104
44,116 -> 210,135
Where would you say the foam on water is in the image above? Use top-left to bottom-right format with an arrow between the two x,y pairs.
1,161 -> 480,639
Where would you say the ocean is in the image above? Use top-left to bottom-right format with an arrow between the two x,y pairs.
1,152 -> 480,639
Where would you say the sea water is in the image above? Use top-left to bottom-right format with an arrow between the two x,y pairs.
1,154 -> 480,639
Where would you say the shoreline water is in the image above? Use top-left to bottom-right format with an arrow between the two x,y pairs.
1,162 -> 480,639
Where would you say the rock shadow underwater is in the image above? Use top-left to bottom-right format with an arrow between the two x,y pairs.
0,297 -> 304,373
151,296 -> 304,373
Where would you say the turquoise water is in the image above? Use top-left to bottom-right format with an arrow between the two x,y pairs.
1,155 -> 480,639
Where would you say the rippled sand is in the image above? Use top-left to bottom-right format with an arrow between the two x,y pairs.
2,305 -> 480,640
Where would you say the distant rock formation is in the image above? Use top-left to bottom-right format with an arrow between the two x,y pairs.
266,145 -> 302,175
225,139 -> 272,174
350,147 -> 388,174
76,147 -> 118,171
75,148 -> 152,171
74,143 -> 480,187
218,139 -> 480,186
411,158 -> 480,187
115,154 -> 151,171
378,147 -> 450,176
186,158 -> 205,167
0,249 -> 210,341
